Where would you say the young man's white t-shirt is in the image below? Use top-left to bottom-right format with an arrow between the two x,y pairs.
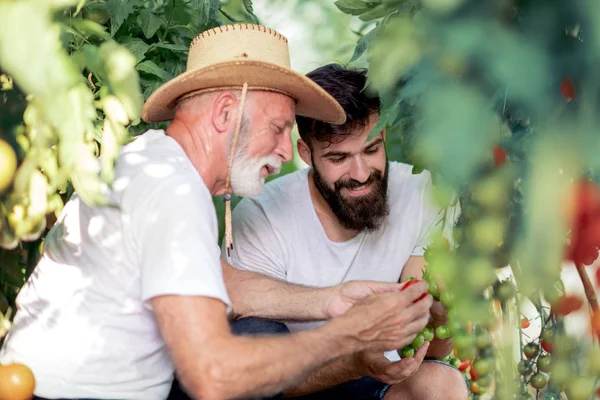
226,162 -> 449,359
0,129 -> 231,399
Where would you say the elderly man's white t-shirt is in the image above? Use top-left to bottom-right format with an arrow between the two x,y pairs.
227,163 -> 447,337
0,129 -> 231,399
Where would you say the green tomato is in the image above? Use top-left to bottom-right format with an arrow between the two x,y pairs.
494,280 -> 517,302
440,291 -> 455,308
401,346 -> 415,358
523,343 -> 539,359
475,330 -> 491,349
428,281 -> 440,301
456,345 -> 477,361
477,375 -> 493,388
567,377 -> 595,400
422,326 -> 435,342
517,360 -> 532,376
537,354 -> 552,373
412,333 -> 425,349
435,325 -> 451,340
472,359 -> 493,377
530,372 -> 547,389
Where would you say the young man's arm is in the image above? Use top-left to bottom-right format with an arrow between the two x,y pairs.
222,260 -> 413,321
400,256 -> 453,360
151,282 -> 433,400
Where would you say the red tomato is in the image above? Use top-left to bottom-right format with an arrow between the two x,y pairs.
458,360 -> 471,372
560,77 -> 576,101
541,340 -> 553,354
521,318 -> 530,329
492,146 -> 507,167
554,295 -> 584,317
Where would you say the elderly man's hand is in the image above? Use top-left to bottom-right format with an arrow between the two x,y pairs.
324,280 -> 409,319
354,342 -> 430,384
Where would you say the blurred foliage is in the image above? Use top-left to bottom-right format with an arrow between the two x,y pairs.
335,0 -> 600,398
0,0 -> 260,336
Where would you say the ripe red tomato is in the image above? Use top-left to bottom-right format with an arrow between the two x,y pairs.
541,340 -> 553,354
554,295 -> 584,316
521,318 -> 530,329
458,360 -> 471,372
492,146 -> 507,167
560,77 -> 576,101
596,267 -> 600,287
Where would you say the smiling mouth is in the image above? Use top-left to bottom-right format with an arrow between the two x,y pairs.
344,183 -> 372,196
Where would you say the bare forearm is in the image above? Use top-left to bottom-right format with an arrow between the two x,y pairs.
203,324 -> 356,399
223,260 -> 333,321
282,354 -> 360,397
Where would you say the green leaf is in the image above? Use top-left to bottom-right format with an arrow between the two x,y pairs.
350,25 -> 379,62
242,0 -> 260,24
120,37 -> 150,64
149,42 -> 189,52
142,79 -> 163,100
139,9 -> 164,39
106,0 -> 140,37
368,98 -> 401,140
190,0 -> 214,27
136,60 -> 173,82
335,0 -> 380,15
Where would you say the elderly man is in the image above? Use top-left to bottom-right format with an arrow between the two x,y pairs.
0,25 -> 434,400
225,64 -> 469,399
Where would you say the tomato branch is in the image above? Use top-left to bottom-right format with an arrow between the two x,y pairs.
575,262 -> 598,312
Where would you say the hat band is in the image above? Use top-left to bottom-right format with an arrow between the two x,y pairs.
177,86 -> 298,103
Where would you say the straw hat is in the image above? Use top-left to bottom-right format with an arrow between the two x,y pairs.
141,23 -> 346,125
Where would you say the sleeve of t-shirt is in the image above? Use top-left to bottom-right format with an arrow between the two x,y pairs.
127,175 -> 231,306
412,173 -> 460,256
224,198 -> 287,281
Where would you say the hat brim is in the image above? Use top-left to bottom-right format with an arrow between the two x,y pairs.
141,60 -> 346,125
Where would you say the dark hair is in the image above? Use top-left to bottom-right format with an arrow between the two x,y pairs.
296,64 -> 380,147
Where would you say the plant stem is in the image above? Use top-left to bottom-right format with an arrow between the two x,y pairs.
575,262 -> 598,312
160,0 -> 176,42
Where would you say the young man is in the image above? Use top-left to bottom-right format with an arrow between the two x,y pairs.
0,27 -> 434,400
227,64 -> 468,399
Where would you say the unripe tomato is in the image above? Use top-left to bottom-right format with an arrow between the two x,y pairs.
523,343 -> 539,359
411,333 -> 425,349
472,358 -> 492,377
0,363 -> 36,400
401,346 -> 415,358
435,325 -> 450,340
422,326 -> 434,342
537,354 -> 551,373
530,372 -> 547,389
517,360 -> 532,376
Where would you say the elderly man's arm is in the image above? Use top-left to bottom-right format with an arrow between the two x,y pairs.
152,282 -> 433,400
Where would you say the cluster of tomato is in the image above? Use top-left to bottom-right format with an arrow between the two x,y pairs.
397,276 -> 452,358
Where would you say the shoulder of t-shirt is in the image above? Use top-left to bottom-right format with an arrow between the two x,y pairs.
114,129 -> 211,208
233,168 -> 309,223
388,161 -> 433,203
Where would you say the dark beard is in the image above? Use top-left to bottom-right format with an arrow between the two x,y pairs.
312,159 -> 390,233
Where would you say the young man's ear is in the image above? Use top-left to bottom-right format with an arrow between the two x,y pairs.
297,139 -> 313,167
211,91 -> 238,134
